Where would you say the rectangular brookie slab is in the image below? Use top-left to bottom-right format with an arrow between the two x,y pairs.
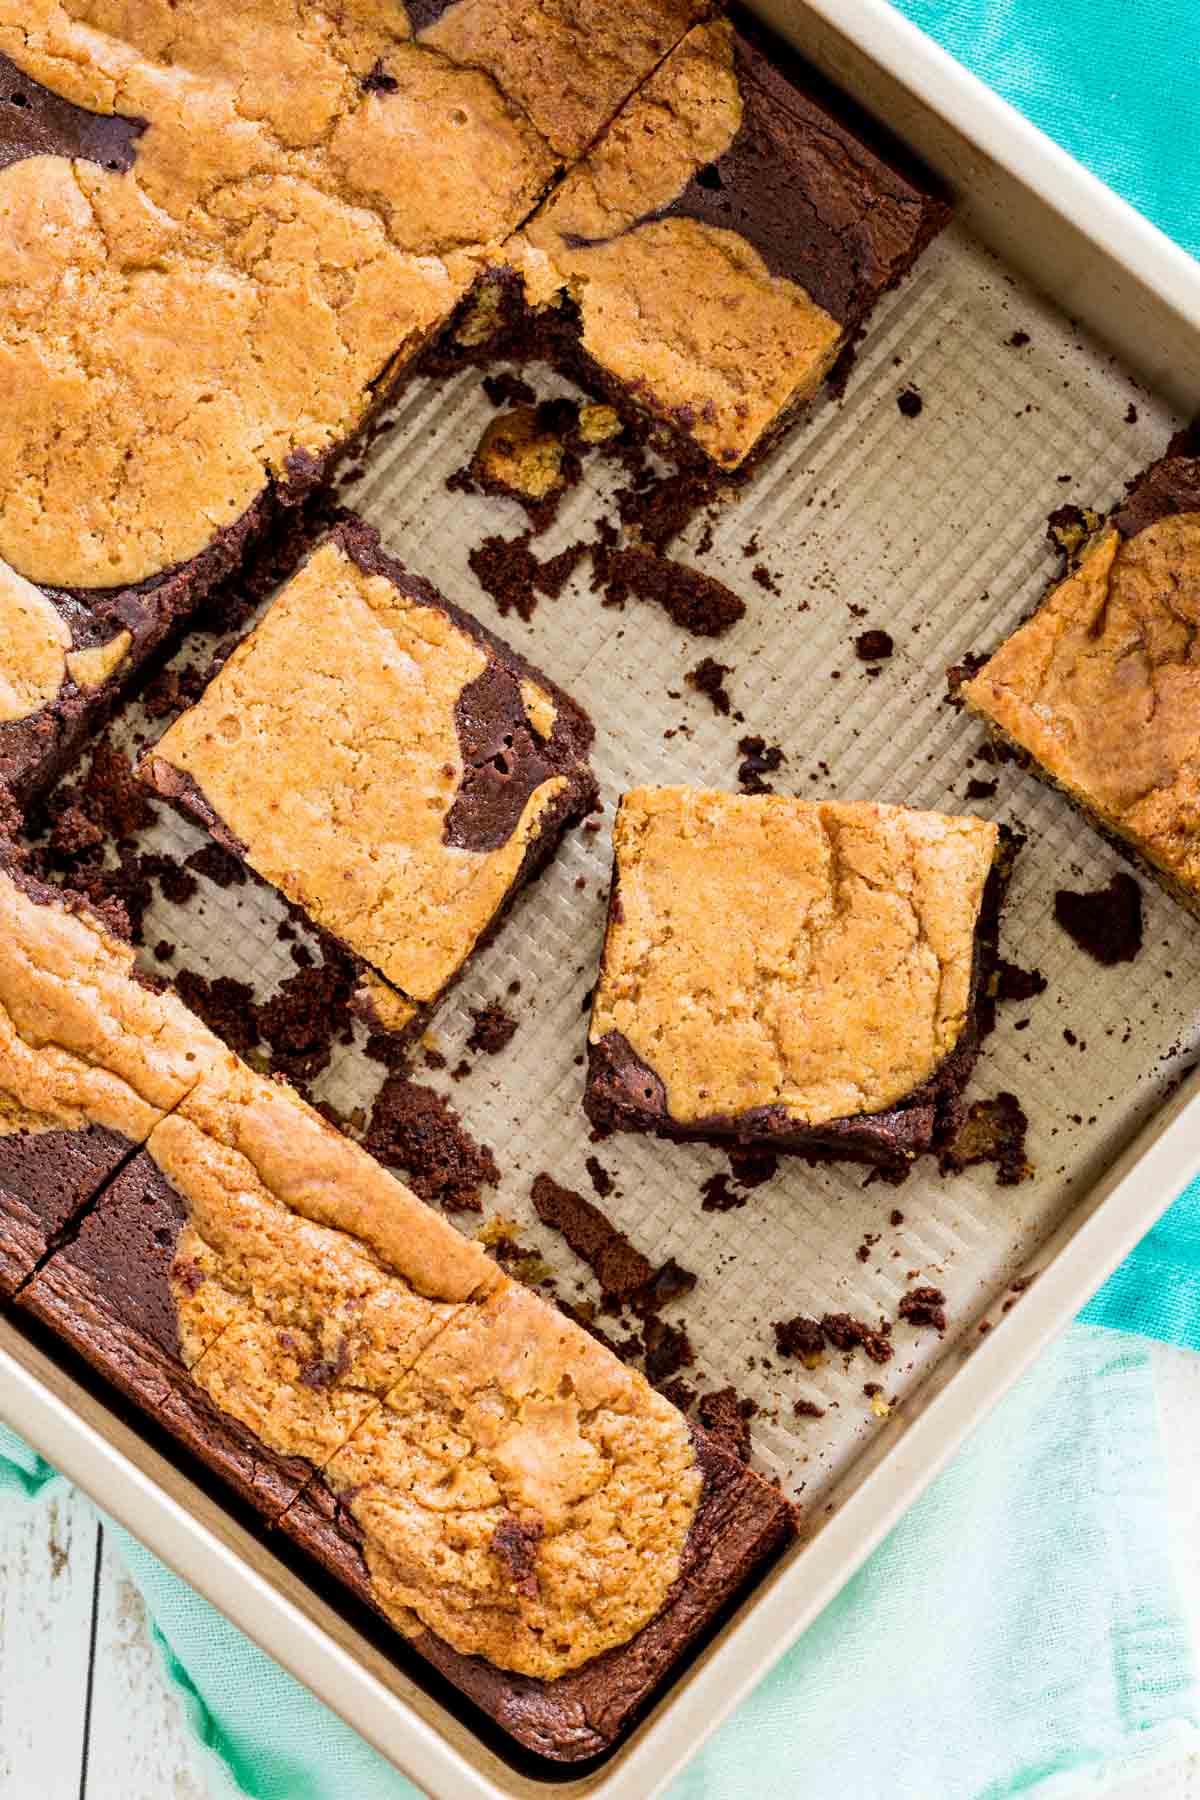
962,425 -> 1200,917
585,787 -> 1012,1172
17,1033 -> 793,1762
139,519 -> 598,1041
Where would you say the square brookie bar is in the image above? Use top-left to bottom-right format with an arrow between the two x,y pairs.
585,788 -> 1011,1170
963,428 -> 1200,914
505,11 -> 950,476
140,520 -> 597,1038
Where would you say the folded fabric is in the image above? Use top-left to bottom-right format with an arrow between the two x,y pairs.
890,0 -> 1200,258
2,1325 -> 1195,1800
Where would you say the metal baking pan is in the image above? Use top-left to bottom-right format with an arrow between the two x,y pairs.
6,0 -> 1200,1793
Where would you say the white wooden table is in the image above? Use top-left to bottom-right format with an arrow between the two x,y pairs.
3,1341 -> 1200,1799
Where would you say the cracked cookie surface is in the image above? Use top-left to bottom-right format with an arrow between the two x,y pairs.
589,787 -> 998,1127
142,525 -> 594,1004
965,515 -> 1200,909
0,0 -> 555,591
513,16 -> 947,469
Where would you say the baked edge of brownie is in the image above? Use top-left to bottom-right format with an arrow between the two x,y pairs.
14,1148 -> 313,1520
278,1422 -> 795,1764
0,1123 -> 139,1299
583,826 -> 1016,1167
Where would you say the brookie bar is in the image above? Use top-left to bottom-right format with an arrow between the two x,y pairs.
586,787 -> 1011,1170
963,427 -> 1200,917
140,520 -> 598,1039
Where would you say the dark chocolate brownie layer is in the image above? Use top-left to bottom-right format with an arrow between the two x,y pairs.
18,1151 -> 311,1519
0,49 -> 145,174
280,1424 -> 793,1762
0,1122 -> 137,1298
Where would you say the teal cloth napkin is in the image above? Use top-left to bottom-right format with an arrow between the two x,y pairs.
3,1326 -> 1196,1800
6,6 -> 1200,1795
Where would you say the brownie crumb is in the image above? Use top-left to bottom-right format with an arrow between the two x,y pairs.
890,1209 -> 905,1227
531,1173 -> 654,1302
854,629 -> 894,662
727,1146 -> 778,1188
140,851 -> 198,908
1054,873 -> 1143,965
1125,402 -> 1139,425
1006,330 -> 1031,348
585,1154 -> 614,1198
772,1316 -> 825,1365
491,1515 -> 543,1600
615,467 -> 718,554
635,1256 -> 698,1316
898,1285 -> 948,1332
751,564 -> 780,596
482,371 -> 537,409
965,777 -> 997,801
597,545 -> 745,637
686,656 -> 735,716
821,1312 -> 894,1365
659,1378 -> 698,1414
697,1386 -> 752,1463
466,1000 -> 519,1056
897,387 -> 924,419
994,959 -> 1047,1003
940,1093 -> 1032,1186
641,1315 -> 694,1386
945,651 -> 988,706
792,1397 -> 826,1420
469,531 -> 585,624
172,970 -> 260,1060
736,735 -> 785,794
364,1075 -> 499,1211
258,949 -> 356,1084
700,1172 -> 745,1212
184,842 -> 247,888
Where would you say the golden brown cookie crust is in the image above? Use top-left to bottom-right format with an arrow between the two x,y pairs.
0,862 -> 228,1145
515,19 -> 844,468
965,518 -> 1200,904
145,539 -> 567,1002
590,788 -> 998,1126
417,0 -> 708,159
0,3 -> 555,589
324,1280 -> 701,1678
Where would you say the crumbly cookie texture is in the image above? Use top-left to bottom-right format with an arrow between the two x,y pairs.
0,1 -> 556,590
137,1056 -> 701,1679
142,532 -> 586,1003
0,859 -> 226,1144
964,516 -> 1200,909
324,1279 -> 701,1677
590,788 -> 998,1126
413,0 -> 709,159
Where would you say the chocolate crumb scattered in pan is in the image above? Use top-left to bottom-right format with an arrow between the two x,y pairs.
1054,873 -> 1143,965
364,1075 -> 499,1211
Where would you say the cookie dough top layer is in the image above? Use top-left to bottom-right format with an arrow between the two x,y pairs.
134,1055 -> 700,1679
515,17 -> 946,468
0,858 -> 227,1144
590,788 -> 998,1126
412,0 -> 709,159
144,526 -> 590,1002
324,1279 -> 701,1678
965,515 -> 1200,905
0,0 -> 556,591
